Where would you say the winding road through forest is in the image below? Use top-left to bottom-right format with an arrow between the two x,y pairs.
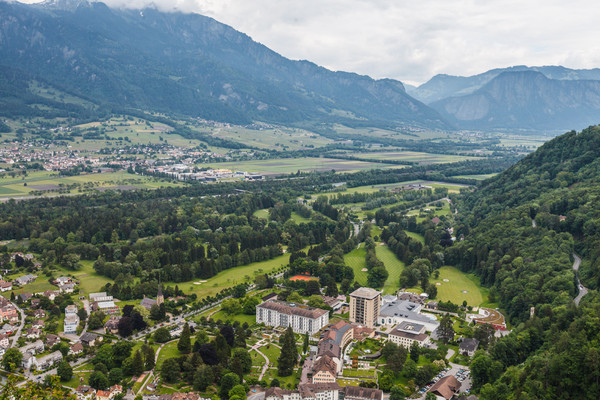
573,253 -> 588,306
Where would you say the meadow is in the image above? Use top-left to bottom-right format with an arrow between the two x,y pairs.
200,157 -> 399,176
349,150 -> 479,164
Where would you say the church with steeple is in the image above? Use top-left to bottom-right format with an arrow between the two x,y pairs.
140,281 -> 165,310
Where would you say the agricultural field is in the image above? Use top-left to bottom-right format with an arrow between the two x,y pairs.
167,253 -> 291,299
376,245 -> 405,295
451,173 -> 498,181
348,150 -> 479,164
211,125 -> 334,151
199,157 -> 399,177
0,170 -> 183,199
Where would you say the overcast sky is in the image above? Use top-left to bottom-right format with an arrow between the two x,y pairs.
19,0 -> 600,85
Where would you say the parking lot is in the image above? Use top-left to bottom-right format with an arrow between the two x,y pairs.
415,362 -> 471,399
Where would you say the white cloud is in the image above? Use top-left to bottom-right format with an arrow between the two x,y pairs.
15,0 -> 600,85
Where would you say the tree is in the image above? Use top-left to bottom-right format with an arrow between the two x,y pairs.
77,308 -> 88,321
61,253 -> 82,270
367,266 -> 389,288
415,364 -> 435,386
154,327 -> 171,343
219,372 -> 240,399
474,323 -> 496,349
425,393 -> 437,400
270,378 -> 280,387
306,295 -> 328,309
229,384 -> 247,400
233,284 -> 246,298
215,332 -> 231,363
178,323 -> 192,353
286,291 -> 303,303
409,341 -> 420,363
57,361 -> 73,381
88,312 -> 106,330
94,344 -> 113,369
194,364 -> 214,391
437,314 -> 455,344
108,367 -> 123,385
1,375 -> 77,400
89,371 -> 109,390
199,343 -> 219,366
2,348 -> 23,372
118,316 -> 133,337
304,280 -> 321,296
132,350 -> 144,376
149,304 -> 162,321
161,358 -> 181,383
303,332 -> 309,354
277,327 -> 298,376
142,344 -> 155,370
389,385 -> 406,400
232,348 -> 252,374
403,358 -> 417,378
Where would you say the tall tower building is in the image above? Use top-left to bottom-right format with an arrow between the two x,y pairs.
349,287 -> 380,329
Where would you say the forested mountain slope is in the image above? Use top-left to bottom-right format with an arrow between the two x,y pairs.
447,125 -> 600,398
0,0 -> 447,129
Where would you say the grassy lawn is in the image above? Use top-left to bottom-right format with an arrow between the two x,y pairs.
430,266 -> 488,307
259,344 -> 281,363
344,246 -> 367,286
8,274 -> 55,293
54,260 -> 113,296
166,253 -> 290,299
376,245 -> 405,295
155,340 -> 181,369
290,212 -> 310,224
253,209 -> 269,220
405,231 -> 425,244
210,310 -> 256,326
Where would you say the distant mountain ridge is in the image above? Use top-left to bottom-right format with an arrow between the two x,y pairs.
430,71 -> 600,131
0,0 -> 448,130
408,65 -> 600,104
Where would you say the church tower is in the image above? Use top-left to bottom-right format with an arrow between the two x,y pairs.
157,281 -> 164,305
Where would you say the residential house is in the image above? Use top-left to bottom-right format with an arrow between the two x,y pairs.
69,342 -> 84,356
60,283 -> 76,293
55,277 -> 72,286
0,305 -> 18,322
80,332 -> 102,347
14,274 -> 37,286
1,323 -> 18,335
32,319 -> 45,329
104,315 -> 121,334
26,327 -> 41,339
0,281 -> 12,292
0,333 -> 9,347
76,385 -> 96,400
428,375 -> 461,400
30,298 -> 41,308
459,338 -> 480,357
32,309 -> 46,319
0,346 -> 6,358
43,290 -> 59,301
45,334 -> 60,348
312,355 -> 337,383
36,350 -> 63,370
19,292 -> 33,302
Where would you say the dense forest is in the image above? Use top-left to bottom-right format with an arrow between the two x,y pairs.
445,125 -> 600,399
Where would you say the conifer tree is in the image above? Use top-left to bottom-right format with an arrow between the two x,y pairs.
178,323 -> 192,354
277,327 -> 298,376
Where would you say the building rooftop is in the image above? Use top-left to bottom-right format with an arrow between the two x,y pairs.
395,321 -> 426,334
344,385 -> 383,400
460,338 -> 480,352
350,287 -> 380,300
429,375 -> 461,400
258,300 -> 328,320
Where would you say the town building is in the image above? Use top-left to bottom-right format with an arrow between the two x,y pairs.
80,332 -> 102,347
14,274 -> 37,286
388,321 -> 430,348
36,350 -> 63,370
69,342 -> 84,356
92,300 -> 120,315
65,304 -> 78,315
459,338 -> 480,357
256,300 -> 329,334
0,281 -> 12,292
89,292 -> 113,302
265,383 -> 381,400
428,375 -> 461,400
378,299 -> 439,332
104,315 -> 121,334
64,314 -> 80,334
349,287 -> 380,329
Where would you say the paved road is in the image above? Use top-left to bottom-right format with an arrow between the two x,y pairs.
573,253 -> 588,306
10,302 -> 26,347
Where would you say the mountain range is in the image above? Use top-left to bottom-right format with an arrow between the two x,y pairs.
1,0 -> 599,132
409,66 -> 600,131
0,0 -> 446,130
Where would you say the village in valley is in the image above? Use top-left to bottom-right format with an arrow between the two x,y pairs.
0,243 -> 508,400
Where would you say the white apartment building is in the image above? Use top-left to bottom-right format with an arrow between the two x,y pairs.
256,300 -> 329,334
